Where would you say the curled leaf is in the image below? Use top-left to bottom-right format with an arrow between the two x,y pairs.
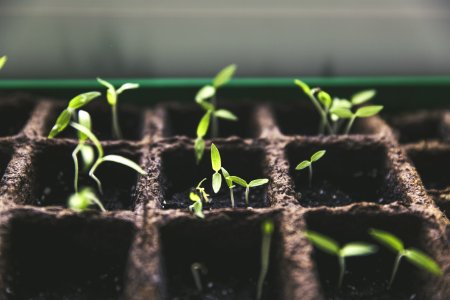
318,91 -> 332,109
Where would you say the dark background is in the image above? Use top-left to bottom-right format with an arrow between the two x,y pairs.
1,0 -> 450,78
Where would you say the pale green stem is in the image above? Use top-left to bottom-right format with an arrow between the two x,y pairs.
345,116 -> 357,135
307,93 -> 332,135
191,263 -> 205,292
211,96 -> 219,138
89,159 -> 104,195
308,164 -> 313,188
256,224 -> 273,300
87,193 -> 106,212
72,144 -> 83,193
230,187 -> 235,208
388,253 -> 403,289
112,104 -> 122,139
245,186 -> 250,206
338,255 -> 345,288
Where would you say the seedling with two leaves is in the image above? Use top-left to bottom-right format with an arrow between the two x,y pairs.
227,176 -> 269,207
195,65 -> 238,163
306,230 -> 378,288
294,80 -> 383,135
97,78 -> 139,139
189,178 -> 210,219
369,228 -> 442,289
295,150 -> 326,188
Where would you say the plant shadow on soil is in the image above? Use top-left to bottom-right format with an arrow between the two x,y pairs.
46,103 -> 143,141
30,144 -> 140,210
163,103 -> 258,138
160,145 -> 269,210
1,213 -> 135,300
0,100 -> 35,137
286,141 -> 400,207
305,211 -> 430,300
159,213 -> 282,300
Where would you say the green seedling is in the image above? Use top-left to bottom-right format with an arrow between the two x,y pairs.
48,91 -> 101,138
72,110 -> 95,193
295,150 -> 326,188
221,167 -> 236,208
306,230 -> 378,288
331,105 -> 383,135
97,78 -> 139,139
68,187 -> 105,212
70,122 -> 146,195
256,219 -> 274,300
191,262 -> 208,292
194,65 -> 238,162
210,143 -> 223,193
0,55 -> 7,70
189,178 -> 210,219
228,176 -> 269,206
369,228 -> 442,289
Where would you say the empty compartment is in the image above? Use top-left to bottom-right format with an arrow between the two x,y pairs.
0,99 -> 36,137
162,103 -> 258,138
30,144 -> 141,210
1,213 -> 135,299
305,211 -> 433,299
159,212 -> 282,299
286,140 -> 400,207
160,143 -> 269,209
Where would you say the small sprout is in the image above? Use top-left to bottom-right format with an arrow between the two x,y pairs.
70,122 -> 146,195
331,105 -> 383,135
191,262 -> 208,292
306,230 -> 378,288
221,167 -> 236,208
189,178 -> 209,219
0,55 -> 7,70
68,187 -> 106,212
228,176 -> 269,206
210,143 -> 222,193
369,228 -> 442,289
295,150 -> 326,188
256,219 -> 274,300
97,78 -> 139,139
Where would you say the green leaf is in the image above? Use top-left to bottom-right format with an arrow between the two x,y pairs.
311,150 -> 326,162
351,89 -> 376,105
355,105 -> 383,118
210,143 -> 221,172
197,111 -> 211,138
318,91 -> 332,109
97,77 -> 114,90
332,99 -> 352,110
369,229 -> 404,252
190,191 -> 201,202
249,178 -> 269,187
340,243 -> 378,257
190,200 -> 204,219
195,85 -> 216,103
48,108 -> 73,138
295,160 -> 311,171
212,172 -> 222,193
68,92 -> 101,109
117,82 -> 139,94
101,155 -> 146,175
404,249 -> 442,276
77,110 -> 92,141
213,64 -> 237,88
194,137 -> 205,163
214,109 -> 238,121
221,167 -> 233,188
228,176 -> 248,187
80,145 -> 95,170
106,89 -> 117,106
0,55 -> 7,70
305,231 -> 340,255
294,79 -> 311,95
330,108 -> 353,119
262,219 -> 274,235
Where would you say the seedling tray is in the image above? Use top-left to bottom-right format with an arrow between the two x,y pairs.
0,77 -> 449,300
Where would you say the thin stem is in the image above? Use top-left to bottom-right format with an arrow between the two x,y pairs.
191,263 -> 206,292
307,93 -> 332,135
72,144 -> 83,193
338,255 -> 345,288
111,105 -> 122,139
245,186 -> 250,206
89,160 -> 103,194
87,193 -> 106,212
388,253 -> 403,289
308,164 -> 313,188
345,116 -> 356,135
256,225 -> 273,300
230,187 -> 235,208
211,96 -> 219,138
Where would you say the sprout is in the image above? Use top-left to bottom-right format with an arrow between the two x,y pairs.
331,105 -> 383,135
68,187 -> 105,212
228,176 -> 269,206
221,167 -> 236,208
70,122 -> 146,195
48,91 -> 101,138
191,262 -> 208,292
210,143 -> 223,193
97,78 -> 139,139
295,150 -> 326,188
194,65 -> 238,162
0,55 -> 7,70
256,219 -> 274,300
369,228 -> 442,289
306,230 -> 378,288
189,178 -> 209,219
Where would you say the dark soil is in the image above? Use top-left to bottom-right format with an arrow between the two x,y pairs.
2,212 -> 135,300
306,211 -> 428,299
0,100 -> 35,137
159,213 -> 281,300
